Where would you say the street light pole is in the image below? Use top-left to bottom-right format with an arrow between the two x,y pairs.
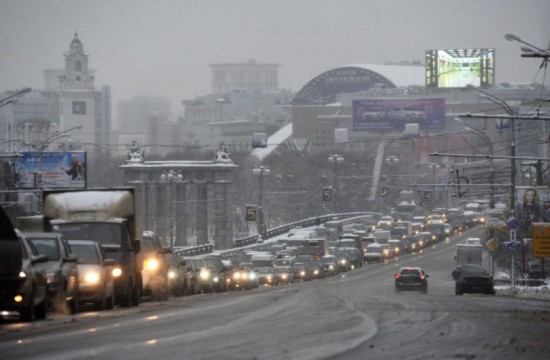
465,84 -> 516,214
252,165 -> 270,236
328,154 -> 344,212
160,170 -> 184,247
455,118 -> 495,208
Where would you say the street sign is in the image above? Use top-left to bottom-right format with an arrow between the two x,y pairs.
532,223 -> 550,258
504,241 -> 522,249
245,205 -> 257,221
507,217 -> 519,230
322,188 -> 332,201
486,238 -> 499,251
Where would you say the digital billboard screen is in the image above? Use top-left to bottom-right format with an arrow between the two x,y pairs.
14,151 -> 87,189
425,48 -> 494,88
352,98 -> 446,131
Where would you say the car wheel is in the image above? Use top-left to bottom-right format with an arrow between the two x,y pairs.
455,289 -> 463,295
95,296 -> 107,311
69,293 -> 78,314
34,298 -> 47,320
130,282 -> 140,306
20,289 -> 35,322
105,291 -> 115,310
118,286 -> 132,307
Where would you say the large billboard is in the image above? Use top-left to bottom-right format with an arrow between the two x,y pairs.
452,159 -> 510,197
425,48 -> 494,88
352,98 -> 445,131
515,186 -> 550,238
14,151 -> 87,189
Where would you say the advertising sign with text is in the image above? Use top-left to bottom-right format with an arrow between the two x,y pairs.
352,98 -> 445,131
14,151 -> 87,189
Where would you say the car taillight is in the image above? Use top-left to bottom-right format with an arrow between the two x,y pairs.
395,274 -> 401,280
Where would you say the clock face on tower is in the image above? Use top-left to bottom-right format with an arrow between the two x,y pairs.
72,101 -> 86,115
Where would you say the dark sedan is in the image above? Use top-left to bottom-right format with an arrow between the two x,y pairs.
455,268 -> 495,295
0,205 -> 49,322
394,267 -> 428,293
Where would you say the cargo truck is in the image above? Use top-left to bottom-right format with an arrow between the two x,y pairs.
42,188 -> 143,307
455,243 -> 483,266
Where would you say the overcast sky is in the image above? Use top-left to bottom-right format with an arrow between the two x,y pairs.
1,0 -> 549,119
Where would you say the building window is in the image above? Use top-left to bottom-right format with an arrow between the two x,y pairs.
75,61 -> 82,72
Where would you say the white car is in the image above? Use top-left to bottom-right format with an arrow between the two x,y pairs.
387,106 -> 427,122
68,240 -> 116,310
361,108 -> 385,121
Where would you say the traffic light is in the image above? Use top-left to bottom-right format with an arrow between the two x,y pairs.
322,188 -> 332,201
246,205 -> 257,221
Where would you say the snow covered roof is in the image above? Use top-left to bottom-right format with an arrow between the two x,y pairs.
250,122 -> 292,162
344,64 -> 425,88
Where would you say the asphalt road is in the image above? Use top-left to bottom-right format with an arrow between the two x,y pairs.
1,228 -> 549,360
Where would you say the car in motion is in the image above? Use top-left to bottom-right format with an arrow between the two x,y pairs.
455,268 -> 495,295
68,240 -> 116,310
0,224 -> 49,322
451,263 -> 485,280
394,267 -> 428,293
24,232 -> 80,314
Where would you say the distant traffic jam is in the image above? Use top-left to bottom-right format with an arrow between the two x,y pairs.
2,193 -> 494,323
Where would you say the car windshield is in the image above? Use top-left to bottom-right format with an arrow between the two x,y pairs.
70,244 -> 100,265
274,267 -> 289,274
27,238 -> 60,260
321,257 -> 335,264
366,246 -> 382,253
142,236 -> 157,252
400,268 -> 421,276
291,263 -> 306,270
274,259 -> 292,267
463,270 -> 489,278
255,267 -> 273,274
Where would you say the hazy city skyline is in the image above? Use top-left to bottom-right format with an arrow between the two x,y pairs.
1,0 -> 549,121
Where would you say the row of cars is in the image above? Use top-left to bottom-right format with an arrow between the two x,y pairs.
0,217 -> 192,322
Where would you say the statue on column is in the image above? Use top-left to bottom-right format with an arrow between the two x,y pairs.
126,140 -> 144,164
214,142 -> 232,163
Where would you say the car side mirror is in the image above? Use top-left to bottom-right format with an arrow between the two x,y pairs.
161,247 -> 172,254
65,254 -> 78,263
132,239 -> 141,253
103,258 -> 116,267
32,254 -> 49,264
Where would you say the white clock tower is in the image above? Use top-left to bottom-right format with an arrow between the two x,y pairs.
58,32 -> 96,147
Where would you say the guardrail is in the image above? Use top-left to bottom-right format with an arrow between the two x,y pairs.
493,278 -> 548,287
173,212 -> 371,258
173,243 -> 214,257
232,212 -> 370,248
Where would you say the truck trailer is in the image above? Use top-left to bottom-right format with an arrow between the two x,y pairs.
42,188 -> 143,307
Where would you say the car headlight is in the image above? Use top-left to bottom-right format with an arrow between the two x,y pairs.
249,272 -> 256,280
394,247 -> 399,253
300,270 -> 306,277
329,265 -> 334,270
83,271 -> 101,285
340,259 -> 347,265
213,276 -> 220,283
281,274 -> 288,280
314,270 -> 319,275
144,258 -> 160,272
199,269 -> 210,280
112,267 -> 123,278
168,270 -> 177,279
45,272 -> 58,284
233,272 -> 241,280
18,271 -> 27,279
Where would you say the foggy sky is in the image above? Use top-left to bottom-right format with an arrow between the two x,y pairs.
1,0 -> 549,119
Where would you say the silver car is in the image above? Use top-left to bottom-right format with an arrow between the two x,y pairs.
68,240 -> 116,310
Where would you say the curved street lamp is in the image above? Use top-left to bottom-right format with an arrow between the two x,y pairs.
465,84 -> 517,213
455,118 -> 495,208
